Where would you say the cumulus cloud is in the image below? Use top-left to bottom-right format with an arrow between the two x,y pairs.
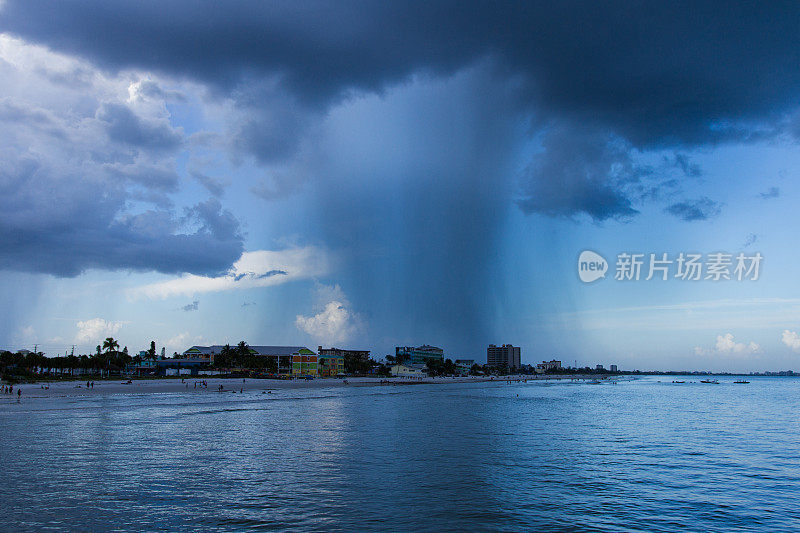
781,330 -> 800,352
182,300 -> 198,312
295,284 -> 363,344
0,35 -> 245,277
131,246 -> 329,299
75,318 -> 122,344
694,333 -> 760,357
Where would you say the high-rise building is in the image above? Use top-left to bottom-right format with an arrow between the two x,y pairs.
487,344 -> 521,368
610,364 -> 618,372
396,345 -> 444,365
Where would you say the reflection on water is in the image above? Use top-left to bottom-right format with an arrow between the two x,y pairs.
1,377 -> 800,532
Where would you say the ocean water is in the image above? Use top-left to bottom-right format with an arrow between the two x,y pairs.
1,376 -> 799,532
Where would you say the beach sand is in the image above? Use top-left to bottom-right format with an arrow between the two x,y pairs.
0,374 -> 590,400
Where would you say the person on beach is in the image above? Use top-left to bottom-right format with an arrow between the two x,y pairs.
17,389 -> 21,399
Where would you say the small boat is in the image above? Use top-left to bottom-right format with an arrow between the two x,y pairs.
672,380 -> 685,383
734,380 -> 750,384
700,379 -> 719,384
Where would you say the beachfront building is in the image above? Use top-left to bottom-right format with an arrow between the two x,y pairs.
487,344 -> 521,369
610,364 -> 618,372
156,358 -> 209,376
317,346 -> 370,377
182,346 -> 219,362
317,353 -> 343,377
455,359 -> 475,374
317,346 -> 345,377
290,348 -> 318,376
182,345 -> 316,375
396,345 -> 444,365
535,359 -> 562,373
390,364 -> 427,377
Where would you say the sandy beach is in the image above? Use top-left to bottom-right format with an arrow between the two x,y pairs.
0,374 -> 600,400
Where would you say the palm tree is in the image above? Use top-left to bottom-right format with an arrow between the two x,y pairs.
146,340 -> 156,362
103,337 -> 120,354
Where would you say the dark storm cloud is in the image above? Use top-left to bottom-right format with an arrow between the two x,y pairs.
665,197 -> 723,221
3,1 -> 797,221
105,163 -> 181,193
183,198 -> 241,243
3,1 -> 800,144
517,125 -> 643,221
0,156 -> 243,276
97,103 -> 183,152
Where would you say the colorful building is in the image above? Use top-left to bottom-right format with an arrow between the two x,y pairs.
183,345 -> 316,375
317,349 -> 344,377
317,346 -> 370,376
291,348 -> 318,375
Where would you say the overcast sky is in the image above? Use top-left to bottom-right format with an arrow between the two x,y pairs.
1,1 -> 800,370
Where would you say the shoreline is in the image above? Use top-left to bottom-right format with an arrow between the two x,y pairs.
0,374 -> 618,400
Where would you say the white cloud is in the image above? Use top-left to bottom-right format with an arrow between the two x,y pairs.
75,318 -> 123,344
295,284 -> 363,344
781,330 -> 800,351
164,332 -> 205,354
694,333 -> 760,356
130,246 -> 330,299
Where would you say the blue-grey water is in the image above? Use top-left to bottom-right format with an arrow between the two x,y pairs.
2,376 -> 800,532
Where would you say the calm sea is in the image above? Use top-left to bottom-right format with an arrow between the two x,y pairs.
1,376 -> 799,532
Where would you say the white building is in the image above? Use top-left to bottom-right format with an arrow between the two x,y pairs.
390,364 -> 427,377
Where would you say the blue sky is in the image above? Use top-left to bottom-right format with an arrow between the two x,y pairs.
1,2 -> 800,371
